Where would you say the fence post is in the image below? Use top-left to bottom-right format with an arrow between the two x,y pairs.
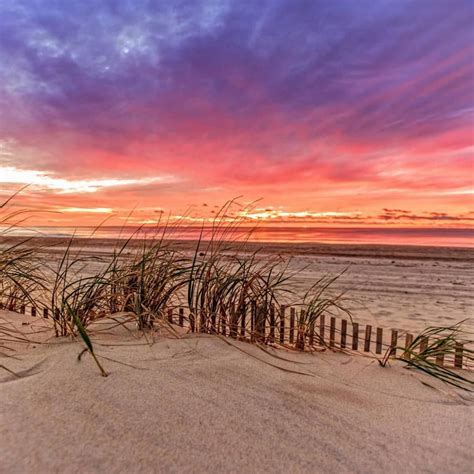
319,315 -> 326,345
167,308 -> 173,324
352,322 -> 359,350
268,304 -> 275,343
403,333 -> 413,360
20,305 -> 25,314
229,304 -> 237,338
329,317 -> 336,348
455,343 -> 464,369
255,305 -> 265,343
309,319 -> 315,347
220,308 -> 226,336
296,309 -> 305,350
31,306 -> 37,317
376,328 -> 383,354
390,330 -> 398,356
289,307 -> 295,344
250,302 -> 256,342
341,319 -> 347,349
364,325 -> 372,352
43,308 -> 48,319
240,305 -> 246,338
279,305 -> 286,344
419,336 -> 429,354
179,308 -> 184,327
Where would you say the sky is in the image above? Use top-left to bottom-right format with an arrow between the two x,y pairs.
0,0 -> 473,229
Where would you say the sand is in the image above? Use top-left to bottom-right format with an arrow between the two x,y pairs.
3,237 -> 473,334
1,311 -> 473,473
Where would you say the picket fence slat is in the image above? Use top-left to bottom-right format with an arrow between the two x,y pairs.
269,305 -> 275,343
352,322 -> 359,351
329,317 -> 336,348
376,328 -> 383,354
390,330 -> 398,356
404,334 -> 414,360
364,325 -> 372,352
279,306 -> 286,344
341,319 -> 347,349
319,315 -> 326,346
289,307 -> 295,344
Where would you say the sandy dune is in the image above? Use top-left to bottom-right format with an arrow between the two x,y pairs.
1,312 -> 473,473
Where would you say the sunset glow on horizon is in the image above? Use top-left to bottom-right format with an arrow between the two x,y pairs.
0,1 -> 473,233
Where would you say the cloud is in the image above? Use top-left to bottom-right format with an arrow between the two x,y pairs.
0,166 -> 176,193
61,207 -> 113,213
0,0 -> 472,224
378,211 -> 474,222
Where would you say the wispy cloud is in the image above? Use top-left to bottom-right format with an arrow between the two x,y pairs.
61,207 -> 113,213
0,166 -> 176,193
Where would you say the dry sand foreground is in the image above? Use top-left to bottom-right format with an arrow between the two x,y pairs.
1,312 -> 473,473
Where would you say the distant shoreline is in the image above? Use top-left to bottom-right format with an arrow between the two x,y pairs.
4,224 -> 473,249
3,235 -> 474,262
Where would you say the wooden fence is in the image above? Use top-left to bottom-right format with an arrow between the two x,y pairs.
3,302 -> 471,370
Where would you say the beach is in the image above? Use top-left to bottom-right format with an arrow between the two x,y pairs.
2,1 -> 473,472
1,238 -> 473,473
6,237 -> 473,334
1,310 -> 473,473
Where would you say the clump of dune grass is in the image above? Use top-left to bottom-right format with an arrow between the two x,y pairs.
296,270 -> 351,350
0,190 -> 45,312
187,200 -> 295,339
113,235 -> 189,330
380,322 -> 474,391
43,235 -> 113,336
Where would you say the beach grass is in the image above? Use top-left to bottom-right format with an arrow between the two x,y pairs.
1,193 -> 473,389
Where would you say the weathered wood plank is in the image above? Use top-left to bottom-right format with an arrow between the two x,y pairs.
309,319 -> 315,347
352,322 -> 359,350
403,333 -> 414,360
289,307 -> 295,344
329,317 -> 336,348
269,304 -> 275,343
296,309 -> 305,350
455,343 -> 464,368
390,330 -> 398,356
240,306 -> 246,338
364,325 -> 372,352
341,319 -> 347,349
376,327 -> 383,354
279,305 -> 286,344
319,315 -> 326,345
419,336 -> 429,354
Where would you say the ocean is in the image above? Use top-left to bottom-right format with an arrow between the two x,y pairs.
8,225 -> 474,248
